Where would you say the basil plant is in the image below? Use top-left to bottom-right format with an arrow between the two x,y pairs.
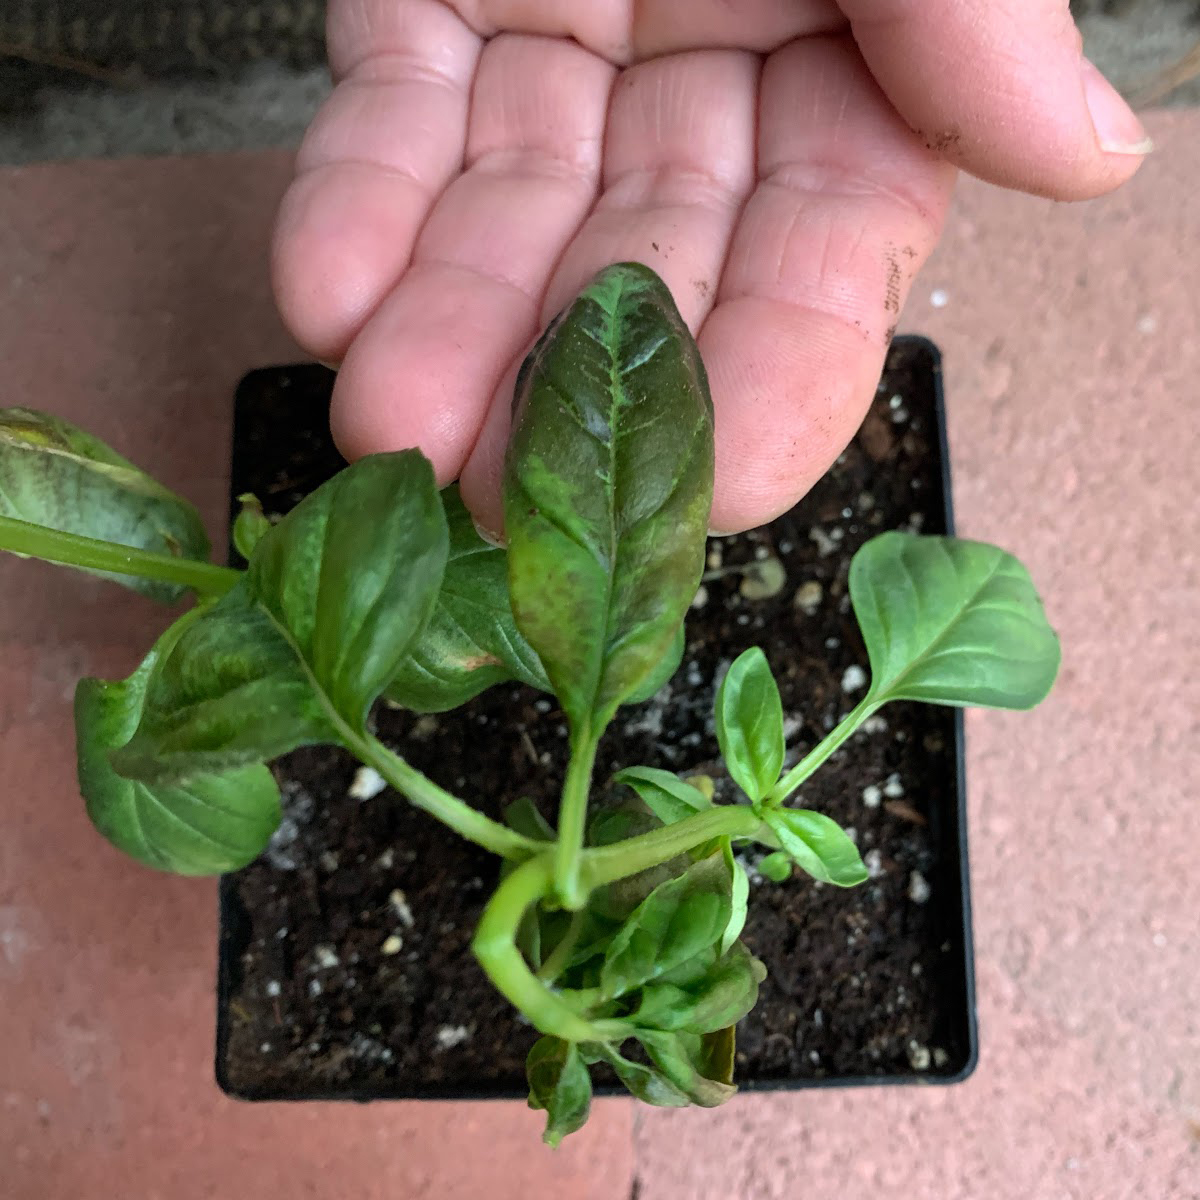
0,265 -> 1060,1144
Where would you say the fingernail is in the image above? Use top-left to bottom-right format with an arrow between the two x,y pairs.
1081,58 -> 1154,155
471,517 -> 506,548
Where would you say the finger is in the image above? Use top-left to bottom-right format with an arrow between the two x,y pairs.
843,0 -> 1150,200
272,0 -> 480,361
440,0 -> 843,60
459,50 -> 759,536
330,33 -> 612,479
700,35 -> 956,533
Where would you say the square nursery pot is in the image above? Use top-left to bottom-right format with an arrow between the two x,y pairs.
216,336 -> 977,1101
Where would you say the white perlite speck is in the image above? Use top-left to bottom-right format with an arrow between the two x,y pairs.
862,784 -> 882,809
313,944 -> 339,970
380,934 -> 404,956
908,870 -> 931,904
389,889 -> 415,928
907,1040 -> 931,1070
862,715 -> 888,735
436,1025 -> 472,1050
348,766 -> 387,801
883,772 -> 904,798
265,980 -> 281,998
841,664 -> 868,693
864,849 -> 884,879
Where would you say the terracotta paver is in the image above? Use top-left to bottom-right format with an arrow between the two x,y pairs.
0,153 -> 632,1200
2,113 -> 1198,1199
635,109 -> 1200,1199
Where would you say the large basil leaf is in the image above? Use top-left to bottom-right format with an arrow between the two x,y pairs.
636,1030 -> 737,1108
503,263 -> 714,736
764,808 -> 867,887
76,613 -> 280,874
110,583 -> 334,782
590,1044 -> 690,1107
631,942 -> 766,1035
715,647 -> 785,802
525,1037 -> 592,1147
600,852 -> 731,1001
112,453 -> 448,782
385,487 -> 549,712
0,407 -> 210,602
850,533 -> 1061,710
249,452 -> 448,725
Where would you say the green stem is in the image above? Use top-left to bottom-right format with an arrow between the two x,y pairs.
554,731 -> 599,911
0,514 -> 241,598
535,910 -> 586,984
473,854 -> 626,1043
766,695 -> 878,806
580,805 -> 763,891
357,736 -> 541,861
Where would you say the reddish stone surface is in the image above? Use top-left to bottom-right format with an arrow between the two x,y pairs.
1,113 -> 1197,1199
0,154 -> 632,1200
635,110 -> 1200,1199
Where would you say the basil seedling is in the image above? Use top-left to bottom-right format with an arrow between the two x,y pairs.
0,264 -> 1061,1144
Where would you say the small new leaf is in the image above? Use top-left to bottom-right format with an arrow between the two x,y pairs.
76,615 -> 280,875
764,809 -> 867,887
758,851 -> 793,883
715,647 -> 785,802
525,1037 -> 592,1147
613,765 -> 712,827
504,263 -> 714,737
0,407 -> 211,602
850,532 -> 1061,710
232,494 -> 271,561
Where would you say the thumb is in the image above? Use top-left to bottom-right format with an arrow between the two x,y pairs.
843,0 -> 1151,200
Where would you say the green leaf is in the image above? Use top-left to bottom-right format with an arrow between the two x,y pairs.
715,647 -> 785,802
384,487 -> 550,712
698,1025 -> 736,1086
720,841 -> 749,955
613,765 -> 712,827
758,850 -> 793,883
764,808 -> 867,887
600,852 -> 731,1000
113,453 -> 448,782
248,452 -> 449,726
503,263 -> 714,736
631,942 -> 766,1034
636,1030 -> 737,1108
625,623 -> 685,704
525,1037 -> 592,1147
850,532 -> 1061,710
590,1044 -> 690,1107
110,582 -> 333,782
232,494 -> 271,561
0,407 -> 211,602
75,614 -> 280,875
503,796 -> 555,843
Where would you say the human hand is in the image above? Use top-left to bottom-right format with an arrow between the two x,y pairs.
273,1 -> 1149,536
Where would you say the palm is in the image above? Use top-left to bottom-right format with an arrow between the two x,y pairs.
273,0 -> 1140,535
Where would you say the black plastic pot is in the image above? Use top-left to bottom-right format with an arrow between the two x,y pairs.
216,336 -> 976,1101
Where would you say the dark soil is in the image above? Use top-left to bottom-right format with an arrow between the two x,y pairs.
217,338 -> 973,1099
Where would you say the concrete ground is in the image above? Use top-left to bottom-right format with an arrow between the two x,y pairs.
0,114 -> 1197,1200
1,1 -> 1198,163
